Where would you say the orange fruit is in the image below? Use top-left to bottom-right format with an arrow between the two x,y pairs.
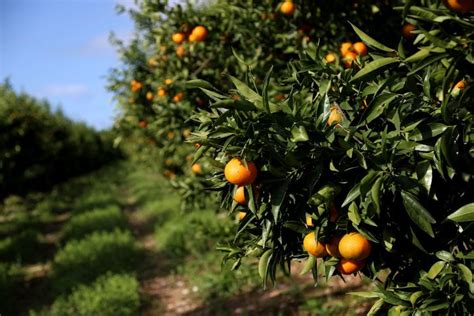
195,143 -> 201,149
172,32 -> 185,44
233,186 -> 247,205
167,131 -> 175,140
443,0 -> 474,13
337,259 -> 366,274
343,51 -> 358,68
148,57 -> 158,67
172,92 -> 184,103
353,42 -> 367,56
402,23 -> 416,40
327,106 -> 344,126
338,232 -> 372,260
131,80 -> 142,92
191,26 -> 208,41
188,33 -> 198,42
303,232 -> 327,257
280,1 -> 296,15
146,91 -> 154,101
164,170 -> 176,179
306,214 -> 314,227
454,80 -> 466,90
224,158 -> 258,185
164,78 -> 173,85
182,129 -> 191,138
176,45 -> 185,57
139,120 -> 147,129
340,42 -> 353,56
325,236 -> 342,258
238,211 -> 247,221
325,53 -> 336,63
192,163 -> 202,174
157,87 -> 167,97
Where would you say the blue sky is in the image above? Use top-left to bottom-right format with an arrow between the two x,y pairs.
0,0 -> 137,130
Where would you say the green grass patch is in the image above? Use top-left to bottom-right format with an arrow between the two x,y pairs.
61,206 -> 128,242
51,229 -> 139,294
49,273 -> 140,316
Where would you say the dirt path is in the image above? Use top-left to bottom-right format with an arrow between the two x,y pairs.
122,196 -> 203,316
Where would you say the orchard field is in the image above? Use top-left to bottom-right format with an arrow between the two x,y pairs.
2,0 -> 473,315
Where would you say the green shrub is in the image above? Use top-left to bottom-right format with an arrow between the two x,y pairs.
0,228 -> 47,263
49,273 -> 140,316
52,230 -> 139,294
155,210 -> 233,261
61,207 -> 128,242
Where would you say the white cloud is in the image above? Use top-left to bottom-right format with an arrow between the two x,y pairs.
80,31 -> 132,56
42,84 -> 89,98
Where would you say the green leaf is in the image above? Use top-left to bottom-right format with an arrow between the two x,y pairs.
446,203 -> 474,223
228,75 -> 280,113
291,125 -> 309,142
401,191 -> 436,237
258,249 -> 273,280
271,181 -> 288,223
416,161 -> 433,193
427,261 -> 445,279
348,291 -> 381,298
371,176 -> 383,215
404,48 -> 431,63
299,256 -> 315,276
409,123 -> 448,141
342,183 -> 361,207
186,79 -> 216,90
457,263 -> 474,292
348,202 -> 362,225
367,298 -> 385,316
351,57 -> 399,82
349,23 -> 396,53
435,250 -> 454,262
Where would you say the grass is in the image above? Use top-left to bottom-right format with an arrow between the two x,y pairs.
49,273 -> 140,316
51,229 -> 139,295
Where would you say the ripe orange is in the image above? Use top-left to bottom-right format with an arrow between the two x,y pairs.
188,33 -> 198,42
148,57 -> 158,67
172,32 -> 185,44
191,26 -> 208,41
157,87 -> 167,97
327,106 -> 344,126
238,211 -> 247,221
280,1 -> 296,15
338,232 -> 372,260
343,51 -> 358,68
224,158 -> 258,185
146,91 -> 154,101
353,42 -> 367,56
164,78 -> 173,85
233,186 -> 247,205
443,0 -> 474,13
337,259 -> 366,274
164,170 -> 176,179
131,80 -> 142,92
167,131 -> 175,140
340,42 -> 353,56
325,236 -> 342,258
325,53 -> 336,63
139,120 -> 147,129
172,92 -> 184,103
303,232 -> 327,257
402,23 -> 416,40
176,45 -> 185,57
192,163 -> 202,174
454,80 -> 466,90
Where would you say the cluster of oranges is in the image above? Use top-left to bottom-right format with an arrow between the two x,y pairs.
130,80 -> 143,92
443,0 -> 474,13
303,230 -> 372,275
224,158 -> 258,221
172,25 -> 208,58
339,41 -> 368,68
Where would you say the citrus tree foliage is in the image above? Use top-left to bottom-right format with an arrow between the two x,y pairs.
0,83 -> 120,198
190,1 -> 474,314
108,0 -> 401,208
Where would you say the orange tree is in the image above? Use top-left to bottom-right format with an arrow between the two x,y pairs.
190,0 -> 473,314
108,0 -> 401,208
